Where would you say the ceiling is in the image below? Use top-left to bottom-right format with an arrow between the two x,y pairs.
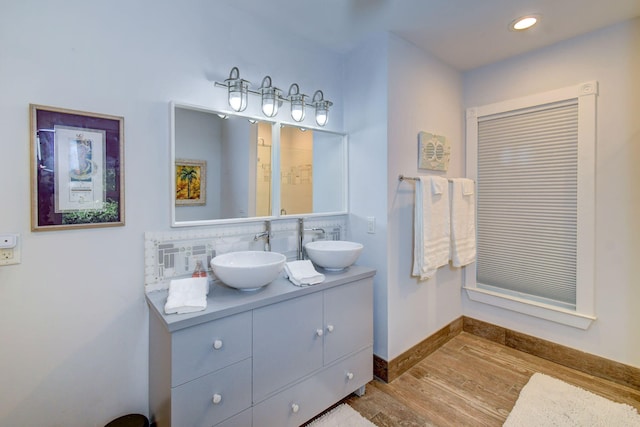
221,0 -> 640,70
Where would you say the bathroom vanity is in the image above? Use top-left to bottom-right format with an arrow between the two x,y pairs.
146,265 -> 375,427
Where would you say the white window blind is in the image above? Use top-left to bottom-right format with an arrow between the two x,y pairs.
476,101 -> 578,309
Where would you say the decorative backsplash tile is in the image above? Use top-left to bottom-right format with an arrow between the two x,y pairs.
144,216 -> 347,291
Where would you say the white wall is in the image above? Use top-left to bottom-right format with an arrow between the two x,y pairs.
386,34 -> 464,359
0,1 -> 344,425
344,33 -> 391,358
345,32 -> 465,361
462,18 -> 640,367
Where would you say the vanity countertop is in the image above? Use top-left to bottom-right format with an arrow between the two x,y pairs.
146,265 -> 376,332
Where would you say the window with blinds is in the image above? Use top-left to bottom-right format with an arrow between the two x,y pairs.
465,82 -> 596,328
476,101 -> 579,310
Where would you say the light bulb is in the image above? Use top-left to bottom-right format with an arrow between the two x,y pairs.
315,106 -> 328,126
262,93 -> 279,117
291,101 -> 305,122
228,82 -> 248,112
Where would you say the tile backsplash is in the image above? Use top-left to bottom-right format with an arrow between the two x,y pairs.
144,216 -> 347,291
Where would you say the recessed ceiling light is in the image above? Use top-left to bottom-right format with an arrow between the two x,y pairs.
510,15 -> 540,31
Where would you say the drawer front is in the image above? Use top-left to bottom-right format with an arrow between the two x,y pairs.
172,311 -> 251,386
172,358 -> 252,427
253,347 -> 372,427
215,408 -> 252,427
320,346 -> 372,399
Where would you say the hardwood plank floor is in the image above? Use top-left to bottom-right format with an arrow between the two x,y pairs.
343,332 -> 640,426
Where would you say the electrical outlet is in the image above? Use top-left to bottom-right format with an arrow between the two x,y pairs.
0,249 -> 12,260
0,233 -> 20,265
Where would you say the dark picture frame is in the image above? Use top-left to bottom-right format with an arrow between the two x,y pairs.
30,104 -> 125,231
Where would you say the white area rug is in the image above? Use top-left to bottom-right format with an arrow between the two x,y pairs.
504,373 -> 640,426
307,404 -> 376,427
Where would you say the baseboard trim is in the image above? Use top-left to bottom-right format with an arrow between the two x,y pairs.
373,317 -> 463,383
462,317 -> 640,390
374,316 -> 640,390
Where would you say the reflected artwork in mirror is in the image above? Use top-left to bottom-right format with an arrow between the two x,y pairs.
171,102 -> 347,227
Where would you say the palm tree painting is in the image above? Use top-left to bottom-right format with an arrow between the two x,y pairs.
176,159 -> 206,205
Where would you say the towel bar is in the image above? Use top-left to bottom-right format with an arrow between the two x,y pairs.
398,174 -> 473,183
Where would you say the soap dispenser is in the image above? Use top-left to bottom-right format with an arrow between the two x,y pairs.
192,259 -> 207,278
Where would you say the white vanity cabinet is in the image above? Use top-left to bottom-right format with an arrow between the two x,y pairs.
253,278 -> 373,426
147,265 -> 375,427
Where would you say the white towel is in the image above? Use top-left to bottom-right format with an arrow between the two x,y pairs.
450,178 -> 476,267
412,176 -> 451,280
164,277 -> 209,314
284,260 -> 325,287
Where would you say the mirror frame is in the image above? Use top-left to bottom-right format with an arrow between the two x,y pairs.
170,101 -> 348,227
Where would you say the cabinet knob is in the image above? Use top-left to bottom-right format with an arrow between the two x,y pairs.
291,403 -> 299,413
213,339 -> 223,350
212,393 -> 222,404
346,372 -> 354,380
326,324 -> 334,333
316,329 -> 324,337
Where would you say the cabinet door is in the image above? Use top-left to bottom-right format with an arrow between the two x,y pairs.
323,277 -> 373,364
253,292 -> 323,403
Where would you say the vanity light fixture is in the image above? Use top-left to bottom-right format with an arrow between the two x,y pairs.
287,83 -> 307,122
222,66 -> 249,112
312,90 -> 332,127
214,67 -> 333,126
510,15 -> 539,31
259,76 -> 282,117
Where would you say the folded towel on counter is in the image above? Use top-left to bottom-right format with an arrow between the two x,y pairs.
284,260 -> 325,287
450,178 -> 476,267
412,176 -> 451,280
164,277 -> 209,314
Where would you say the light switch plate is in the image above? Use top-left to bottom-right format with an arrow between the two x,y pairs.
367,217 -> 376,234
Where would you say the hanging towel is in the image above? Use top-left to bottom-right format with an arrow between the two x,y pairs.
284,260 -> 325,287
164,277 -> 209,314
412,176 -> 451,280
450,178 -> 476,267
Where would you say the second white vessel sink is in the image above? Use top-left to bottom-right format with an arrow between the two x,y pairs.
211,251 -> 286,291
304,240 -> 363,271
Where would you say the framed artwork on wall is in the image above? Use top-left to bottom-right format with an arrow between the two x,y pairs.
175,159 -> 206,206
418,131 -> 450,171
30,104 -> 125,231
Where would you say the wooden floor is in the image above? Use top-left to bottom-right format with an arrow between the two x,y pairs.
341,332 -> 640,426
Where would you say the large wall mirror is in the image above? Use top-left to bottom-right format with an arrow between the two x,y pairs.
171,102 -> 347,226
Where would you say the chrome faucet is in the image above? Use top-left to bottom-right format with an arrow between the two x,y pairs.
254,220 -> 271,251
298,218 -> 325,260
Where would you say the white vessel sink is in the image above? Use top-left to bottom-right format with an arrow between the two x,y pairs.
210,251 -> 286,291
304,240 -> 363,271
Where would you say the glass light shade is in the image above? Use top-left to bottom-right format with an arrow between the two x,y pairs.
311,90 -> 331,127
315,104 -> 328,126
290,96 -> 305,122
261,89 -> 280,117
229,81 -> 248,112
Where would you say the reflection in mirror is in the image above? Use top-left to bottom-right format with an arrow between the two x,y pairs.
280,126 -> 345,216
172,105 -> 272,224
171,102 -> 347,227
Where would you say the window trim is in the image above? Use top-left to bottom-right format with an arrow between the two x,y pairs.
464,81 -> 597,330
